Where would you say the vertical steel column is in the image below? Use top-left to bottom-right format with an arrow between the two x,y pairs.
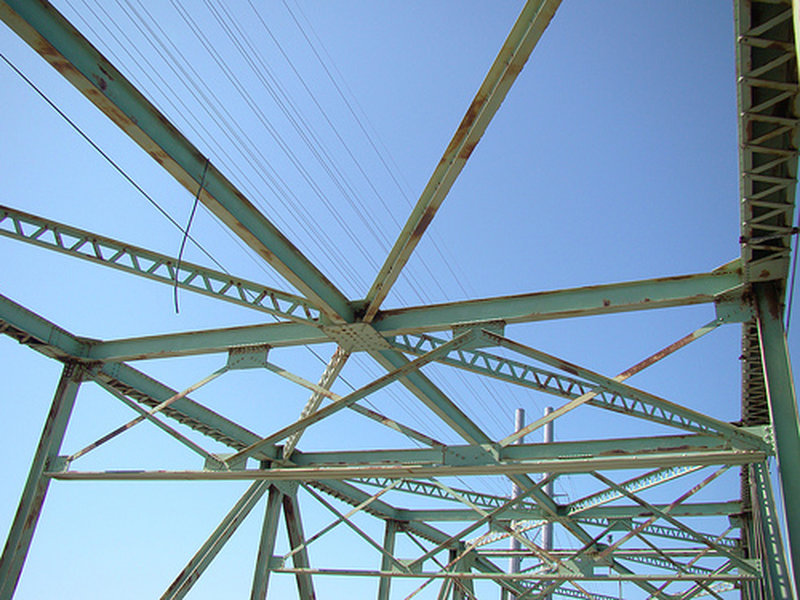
283,490 -> 316,600
751,461 -> 795,599
0,361 -> 82,600
377,519 -> 398,600
755,282 -> 800,595
162,481 -> 269,600
251,485 -> 284,600
452,542 -> 474,600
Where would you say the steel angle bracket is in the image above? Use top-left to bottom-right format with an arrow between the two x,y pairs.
226,344 -> 271,370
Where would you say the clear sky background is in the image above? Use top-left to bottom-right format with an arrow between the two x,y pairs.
0,2 -> 793,598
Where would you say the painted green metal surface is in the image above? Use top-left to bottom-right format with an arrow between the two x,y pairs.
362,0 -> 562,322
0,0 -> 354,323
755,283 -> 800,596
162,481 -> 270,600
0,363 -> 82,600
0,205 -> 322,323
0,0 -> 797,597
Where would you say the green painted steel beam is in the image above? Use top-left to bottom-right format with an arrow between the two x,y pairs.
162,481 -> 269,600
291,433 -> 745,467
0,205 -> 321,324
260,567 -> 757,582
86,322 -> 325,362
47,449 -> 764,481
735,0 -> 800,282
362,0 -> 562,321
0,362 -> 83,600
354,477 -> 535,511
392,502 -> 742,522
488,331 -> 768,451
251,485 -> 283,600
749,462 -> 795,599
377,520 -> 398,600
281,491 -> 315,600
0,0 -> 353,322
577,519 -> 739,550
77,267 -> 747,362
755,282 -> 800,595
0,292 -> 89,359
566,465 -> 704,516
374,263 -> 744,333
389,331 -> 768,447
225,331 -> 478,464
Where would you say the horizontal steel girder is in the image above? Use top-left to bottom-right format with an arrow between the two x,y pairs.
0,205 -> 321,323
0,0 -> 353,322
390,502 -> 742,522
79,266 -> 748,362
47,449 -> 764,481
288,433 -> 762,466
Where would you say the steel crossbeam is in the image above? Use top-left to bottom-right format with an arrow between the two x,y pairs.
0,205 -> 322,323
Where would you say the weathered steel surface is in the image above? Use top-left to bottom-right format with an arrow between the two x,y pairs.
1,0 -> 798,597
0,0 -> 353,322
362,0 -> 562,321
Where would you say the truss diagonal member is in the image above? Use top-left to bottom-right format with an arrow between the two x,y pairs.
0,205 -> 321,323
591,471 -> 758,576
93,378 -> 219,465
370,347 -> 702,599
282,346 -> 350,460
388,332 -> 740,438
300,485 -> 407,573
0,361 -> 83,600
225,330 -> 477,464
308,480 -> 524,596
487,331 -> 767,450
281,489 -> 316,599
675,561 -> 741,600
162,481 -> 269,600
0,0 -> 353,322
66,364 -> 229,464
406,477 -> 554,572
592,466 -> 729,564
567,465 -> 704,516
262,359 -> 444,449
647,526 -> 735,600
282,480 -> 401,564
499,319 -> 721,446
362,0 -> 562,322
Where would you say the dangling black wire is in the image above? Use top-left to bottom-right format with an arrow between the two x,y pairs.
174,158 -> 210,313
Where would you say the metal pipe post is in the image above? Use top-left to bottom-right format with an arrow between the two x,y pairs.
505,409 -> 525,600
542,406 -> 554,600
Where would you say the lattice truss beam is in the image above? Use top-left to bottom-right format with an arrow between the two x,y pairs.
0,0 -> 799,599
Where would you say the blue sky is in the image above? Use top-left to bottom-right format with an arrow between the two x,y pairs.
0,2 -> 793,598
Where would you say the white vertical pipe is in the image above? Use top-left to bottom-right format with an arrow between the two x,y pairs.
508,408 -> 525,598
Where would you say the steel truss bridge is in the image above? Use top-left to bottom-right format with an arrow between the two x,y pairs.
0,1 -> 799,599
